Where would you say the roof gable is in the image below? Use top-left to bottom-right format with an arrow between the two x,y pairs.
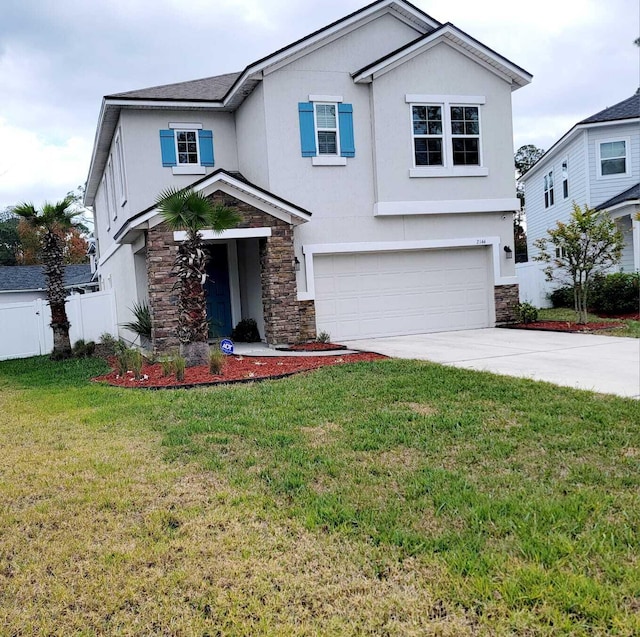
353,22 -> 531,90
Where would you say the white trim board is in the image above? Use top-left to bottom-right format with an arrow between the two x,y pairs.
298,236 -> 516,300
174,228 -> 272,242
374,198 -> 519,215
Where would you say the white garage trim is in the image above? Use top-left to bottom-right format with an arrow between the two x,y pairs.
374,198 -> 519,215
299,237 -> 516,300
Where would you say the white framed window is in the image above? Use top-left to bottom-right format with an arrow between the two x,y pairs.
114,129 -> 127,207
450,105 -> 480,166
107,158 -> 117,221
411,105 -> 443,166
101,174 -> 111,231
561,158 -> 568,199
555,246 -> 567,259
544,170 -> 554,209
314,103 -> 340,156
406,95 -> 487,177
175,130 -> 200,165
597,138 -> 630,178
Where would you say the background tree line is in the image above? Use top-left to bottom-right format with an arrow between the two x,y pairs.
0,188 -> 90,266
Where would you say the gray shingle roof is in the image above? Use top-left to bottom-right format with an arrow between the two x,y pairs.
579,89 -> 640,124
595,182 -> 640,211
107,72 -> 242,102
0,264 -> 93,292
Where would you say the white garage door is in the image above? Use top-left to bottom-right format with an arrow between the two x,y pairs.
314,248 -> 493,340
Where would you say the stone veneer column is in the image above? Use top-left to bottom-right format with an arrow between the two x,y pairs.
494,284 -> 519,323
260,224 -> 301,345
147,223 -> 180,353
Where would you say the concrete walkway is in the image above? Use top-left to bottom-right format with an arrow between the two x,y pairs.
341,328 -> 640,399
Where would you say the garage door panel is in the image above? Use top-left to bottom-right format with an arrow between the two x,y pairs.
314,248 -> 492,340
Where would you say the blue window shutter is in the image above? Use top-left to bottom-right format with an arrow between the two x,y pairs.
338,103 -> 355,158
298,102 -> 316,157
198,129 -> 214,166
160,129 -> 176,166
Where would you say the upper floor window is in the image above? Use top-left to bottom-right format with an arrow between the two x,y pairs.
114,129 -> 127,207
160,123 -> 214,175
412,105 -> 443,166
176,130 -> 199,165
544,170 -> 554,208
450,106 -> 480,166
298,98 -> 355,165
314,104 -> 339,155
561,158 -> 568,199
598,139 -> 629,177
406,95 -> 486,177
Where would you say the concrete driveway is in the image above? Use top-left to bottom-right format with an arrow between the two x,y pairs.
341,328 -> 640,399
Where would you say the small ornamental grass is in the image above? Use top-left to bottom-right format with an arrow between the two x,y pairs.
173,355 -> 186,381
209,348 -> 225,375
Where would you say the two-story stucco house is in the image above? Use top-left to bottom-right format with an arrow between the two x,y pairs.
85,0 -> 531,351
519,90 -> 640,306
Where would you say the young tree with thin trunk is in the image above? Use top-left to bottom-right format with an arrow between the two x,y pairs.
11,196 -> 87,359
534,203 -> 624,324
155,188 -> 240,367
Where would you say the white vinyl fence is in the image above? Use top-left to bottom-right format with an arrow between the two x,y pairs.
515,262 -> 554,308
0,290 -> 117,361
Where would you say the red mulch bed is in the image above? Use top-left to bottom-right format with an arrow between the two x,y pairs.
93,352 -> 386,389
507,320 -> 624,333
598,312 -> 640,321
276,342 -> 346,352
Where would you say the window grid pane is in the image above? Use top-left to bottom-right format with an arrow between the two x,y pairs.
412,105 -> 443,166
450,106 -> 480,166
176,130 -> 199,164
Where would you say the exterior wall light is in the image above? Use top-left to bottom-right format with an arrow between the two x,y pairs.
504,246 -> 513,259
294,256 -> 301,271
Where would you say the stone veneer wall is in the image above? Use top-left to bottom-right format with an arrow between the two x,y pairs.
494,284 -> 519,323
298,300 -> 317,342
147,223 -> 180,353
147,191 -> 308,352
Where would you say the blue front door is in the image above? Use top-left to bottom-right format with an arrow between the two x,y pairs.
205,244 -> 233,338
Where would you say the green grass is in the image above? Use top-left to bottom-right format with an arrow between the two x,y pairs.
1,356 -> 639,635
538,307 -> 640,338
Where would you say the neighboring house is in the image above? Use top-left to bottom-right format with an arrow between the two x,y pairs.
520,89 -> 640,304
0,265 -> 97,304
84,0 -> 531,350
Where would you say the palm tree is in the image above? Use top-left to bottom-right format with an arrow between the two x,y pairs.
155,188 -> 240,367
11,196 -> 86,359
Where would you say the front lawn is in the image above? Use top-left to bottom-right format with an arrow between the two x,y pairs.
538,307 -> 640,338
1,356 -> 639,635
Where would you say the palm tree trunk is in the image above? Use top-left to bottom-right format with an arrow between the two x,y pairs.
43,230 -> 72,359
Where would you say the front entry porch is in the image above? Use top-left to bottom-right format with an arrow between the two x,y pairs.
144,172 -> 317,353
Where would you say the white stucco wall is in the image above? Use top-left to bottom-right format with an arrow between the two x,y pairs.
371,43 -> 517,204
236,83 -> 270,189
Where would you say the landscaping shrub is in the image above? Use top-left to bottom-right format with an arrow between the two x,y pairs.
549,272 -> 639,314
174,355 -> 186,381
316,331 -> 331,343
231,318 -> 261,343
72,339 -> 96,358
516,302 -> 538,324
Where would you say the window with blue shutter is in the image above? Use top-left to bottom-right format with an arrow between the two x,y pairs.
159,127 -> 214,169
298,101 -> 355,161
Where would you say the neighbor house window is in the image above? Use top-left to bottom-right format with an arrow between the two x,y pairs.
412,105 -> 443,166
544,171 -> 554,208
598,139 -> 628,176
555,246 -> 567,259
450,106 -> 480,165
561,158 -> 568,199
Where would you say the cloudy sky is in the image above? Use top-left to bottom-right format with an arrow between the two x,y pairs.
0,0 -> 638,213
